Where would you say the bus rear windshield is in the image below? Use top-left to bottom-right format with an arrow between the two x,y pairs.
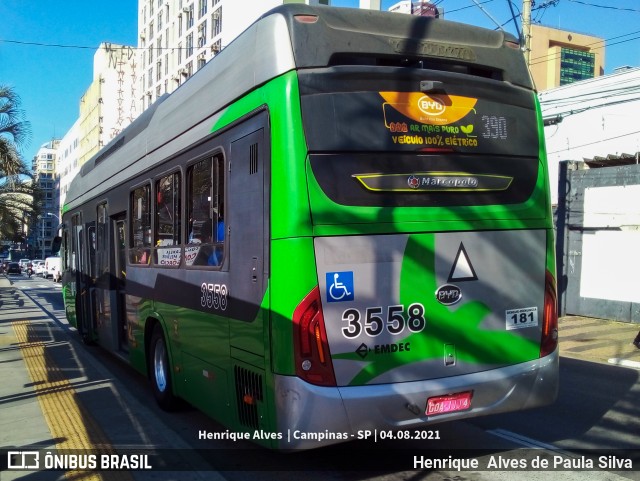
300,68 -> 540,208
298,67 -> 539,157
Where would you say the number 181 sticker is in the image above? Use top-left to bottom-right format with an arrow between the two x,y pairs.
505,307 -> 538,330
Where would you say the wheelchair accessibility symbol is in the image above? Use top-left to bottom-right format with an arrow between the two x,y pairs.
326,271 -> 355,302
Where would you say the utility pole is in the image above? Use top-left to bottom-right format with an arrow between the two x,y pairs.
522,0 -> 532,66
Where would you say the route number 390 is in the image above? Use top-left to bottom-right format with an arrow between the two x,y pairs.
341,304 -> 426,338
201,283 -> 228,310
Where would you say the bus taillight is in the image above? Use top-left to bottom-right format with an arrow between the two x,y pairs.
293,286 -> 337,387
540,270 -> 558,358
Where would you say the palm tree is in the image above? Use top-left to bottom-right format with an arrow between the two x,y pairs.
0,85 -> 35,241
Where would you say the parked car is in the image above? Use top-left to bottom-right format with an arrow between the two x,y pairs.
33,260 -> 46,276
44,256 -> 62,282
6,262 -> 21,274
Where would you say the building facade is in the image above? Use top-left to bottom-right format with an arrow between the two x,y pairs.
57,119 -> 80,214
30,140 -> 61,259
79,43 -> 140,167
540,66 -> 640,205
529,24 -> 605,91
137,0 -> 329,111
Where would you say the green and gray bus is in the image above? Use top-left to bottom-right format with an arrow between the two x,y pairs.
59,4 -> 558,449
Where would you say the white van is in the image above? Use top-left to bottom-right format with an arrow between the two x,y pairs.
44,256 -> 62,282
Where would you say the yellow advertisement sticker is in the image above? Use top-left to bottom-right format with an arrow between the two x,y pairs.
380,92 -> 478,126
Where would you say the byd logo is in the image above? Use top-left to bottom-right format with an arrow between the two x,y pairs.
418,95 -> 446,116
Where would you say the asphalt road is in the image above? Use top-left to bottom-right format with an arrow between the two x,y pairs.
2,274 -> 639,481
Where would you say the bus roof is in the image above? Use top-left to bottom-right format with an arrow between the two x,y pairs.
65,4 -> 531,211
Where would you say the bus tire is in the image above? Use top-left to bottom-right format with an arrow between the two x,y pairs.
150,324 -> 178,410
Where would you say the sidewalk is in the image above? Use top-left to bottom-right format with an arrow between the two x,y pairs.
0,273 -> 217,480
559,314 -> 640,368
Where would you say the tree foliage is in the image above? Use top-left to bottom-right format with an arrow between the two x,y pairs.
0,85 -> 36,241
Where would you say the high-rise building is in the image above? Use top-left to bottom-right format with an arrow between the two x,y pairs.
529,24 -> 604,91
137,0 -> 329,112
79,43 -> 140,167
30,140 -> 61,258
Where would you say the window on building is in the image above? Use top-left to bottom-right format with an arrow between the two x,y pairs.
198,0 -> 207,19
187,4 -> 194,28
186,33 -> 194,57
560,48 -> 595,86
198,21 -> 207,48
213,8 -> 222,37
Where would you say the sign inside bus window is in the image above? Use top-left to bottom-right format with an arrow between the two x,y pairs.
379,92 -> 511,149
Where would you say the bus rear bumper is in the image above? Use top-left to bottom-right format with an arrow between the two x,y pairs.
273,350 -> 558,449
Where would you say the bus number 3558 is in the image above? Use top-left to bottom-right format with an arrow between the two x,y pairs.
341,304 -> 426,338
201,283 -> 228,310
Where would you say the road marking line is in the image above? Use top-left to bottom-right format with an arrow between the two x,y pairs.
608,358 -> 640,370
13,320 -> 134,481
487,428 -> 575,457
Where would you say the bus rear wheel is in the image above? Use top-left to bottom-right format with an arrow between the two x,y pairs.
150,324 -> 178,410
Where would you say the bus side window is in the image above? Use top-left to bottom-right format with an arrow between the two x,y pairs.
130,184 -> 152,265
186,154 -> 224,267
154,171 -> 182,267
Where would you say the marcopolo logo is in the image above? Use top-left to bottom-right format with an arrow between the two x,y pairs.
418,95 -> 446,116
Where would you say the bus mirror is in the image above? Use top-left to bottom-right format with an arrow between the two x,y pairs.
51,236 -> 62,255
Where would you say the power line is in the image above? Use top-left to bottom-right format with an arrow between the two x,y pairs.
567,0 -> 640,13
0,39 -> 95,50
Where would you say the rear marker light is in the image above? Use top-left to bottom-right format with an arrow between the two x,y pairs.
540,269 -> 559,358
294,14 -> 319,24
293,286 -> 337,386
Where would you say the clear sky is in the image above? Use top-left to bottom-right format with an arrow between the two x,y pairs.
2,0 -> 640,166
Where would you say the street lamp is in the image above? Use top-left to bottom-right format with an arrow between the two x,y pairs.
47,212 -> 60,223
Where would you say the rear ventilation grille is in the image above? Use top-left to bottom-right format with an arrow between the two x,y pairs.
234,365 -> 263,429
249,143 -> 258,175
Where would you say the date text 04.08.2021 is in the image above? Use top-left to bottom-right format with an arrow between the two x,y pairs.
357,429 -> 441,442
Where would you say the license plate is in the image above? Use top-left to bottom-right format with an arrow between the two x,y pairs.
426,391 -> 473,416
